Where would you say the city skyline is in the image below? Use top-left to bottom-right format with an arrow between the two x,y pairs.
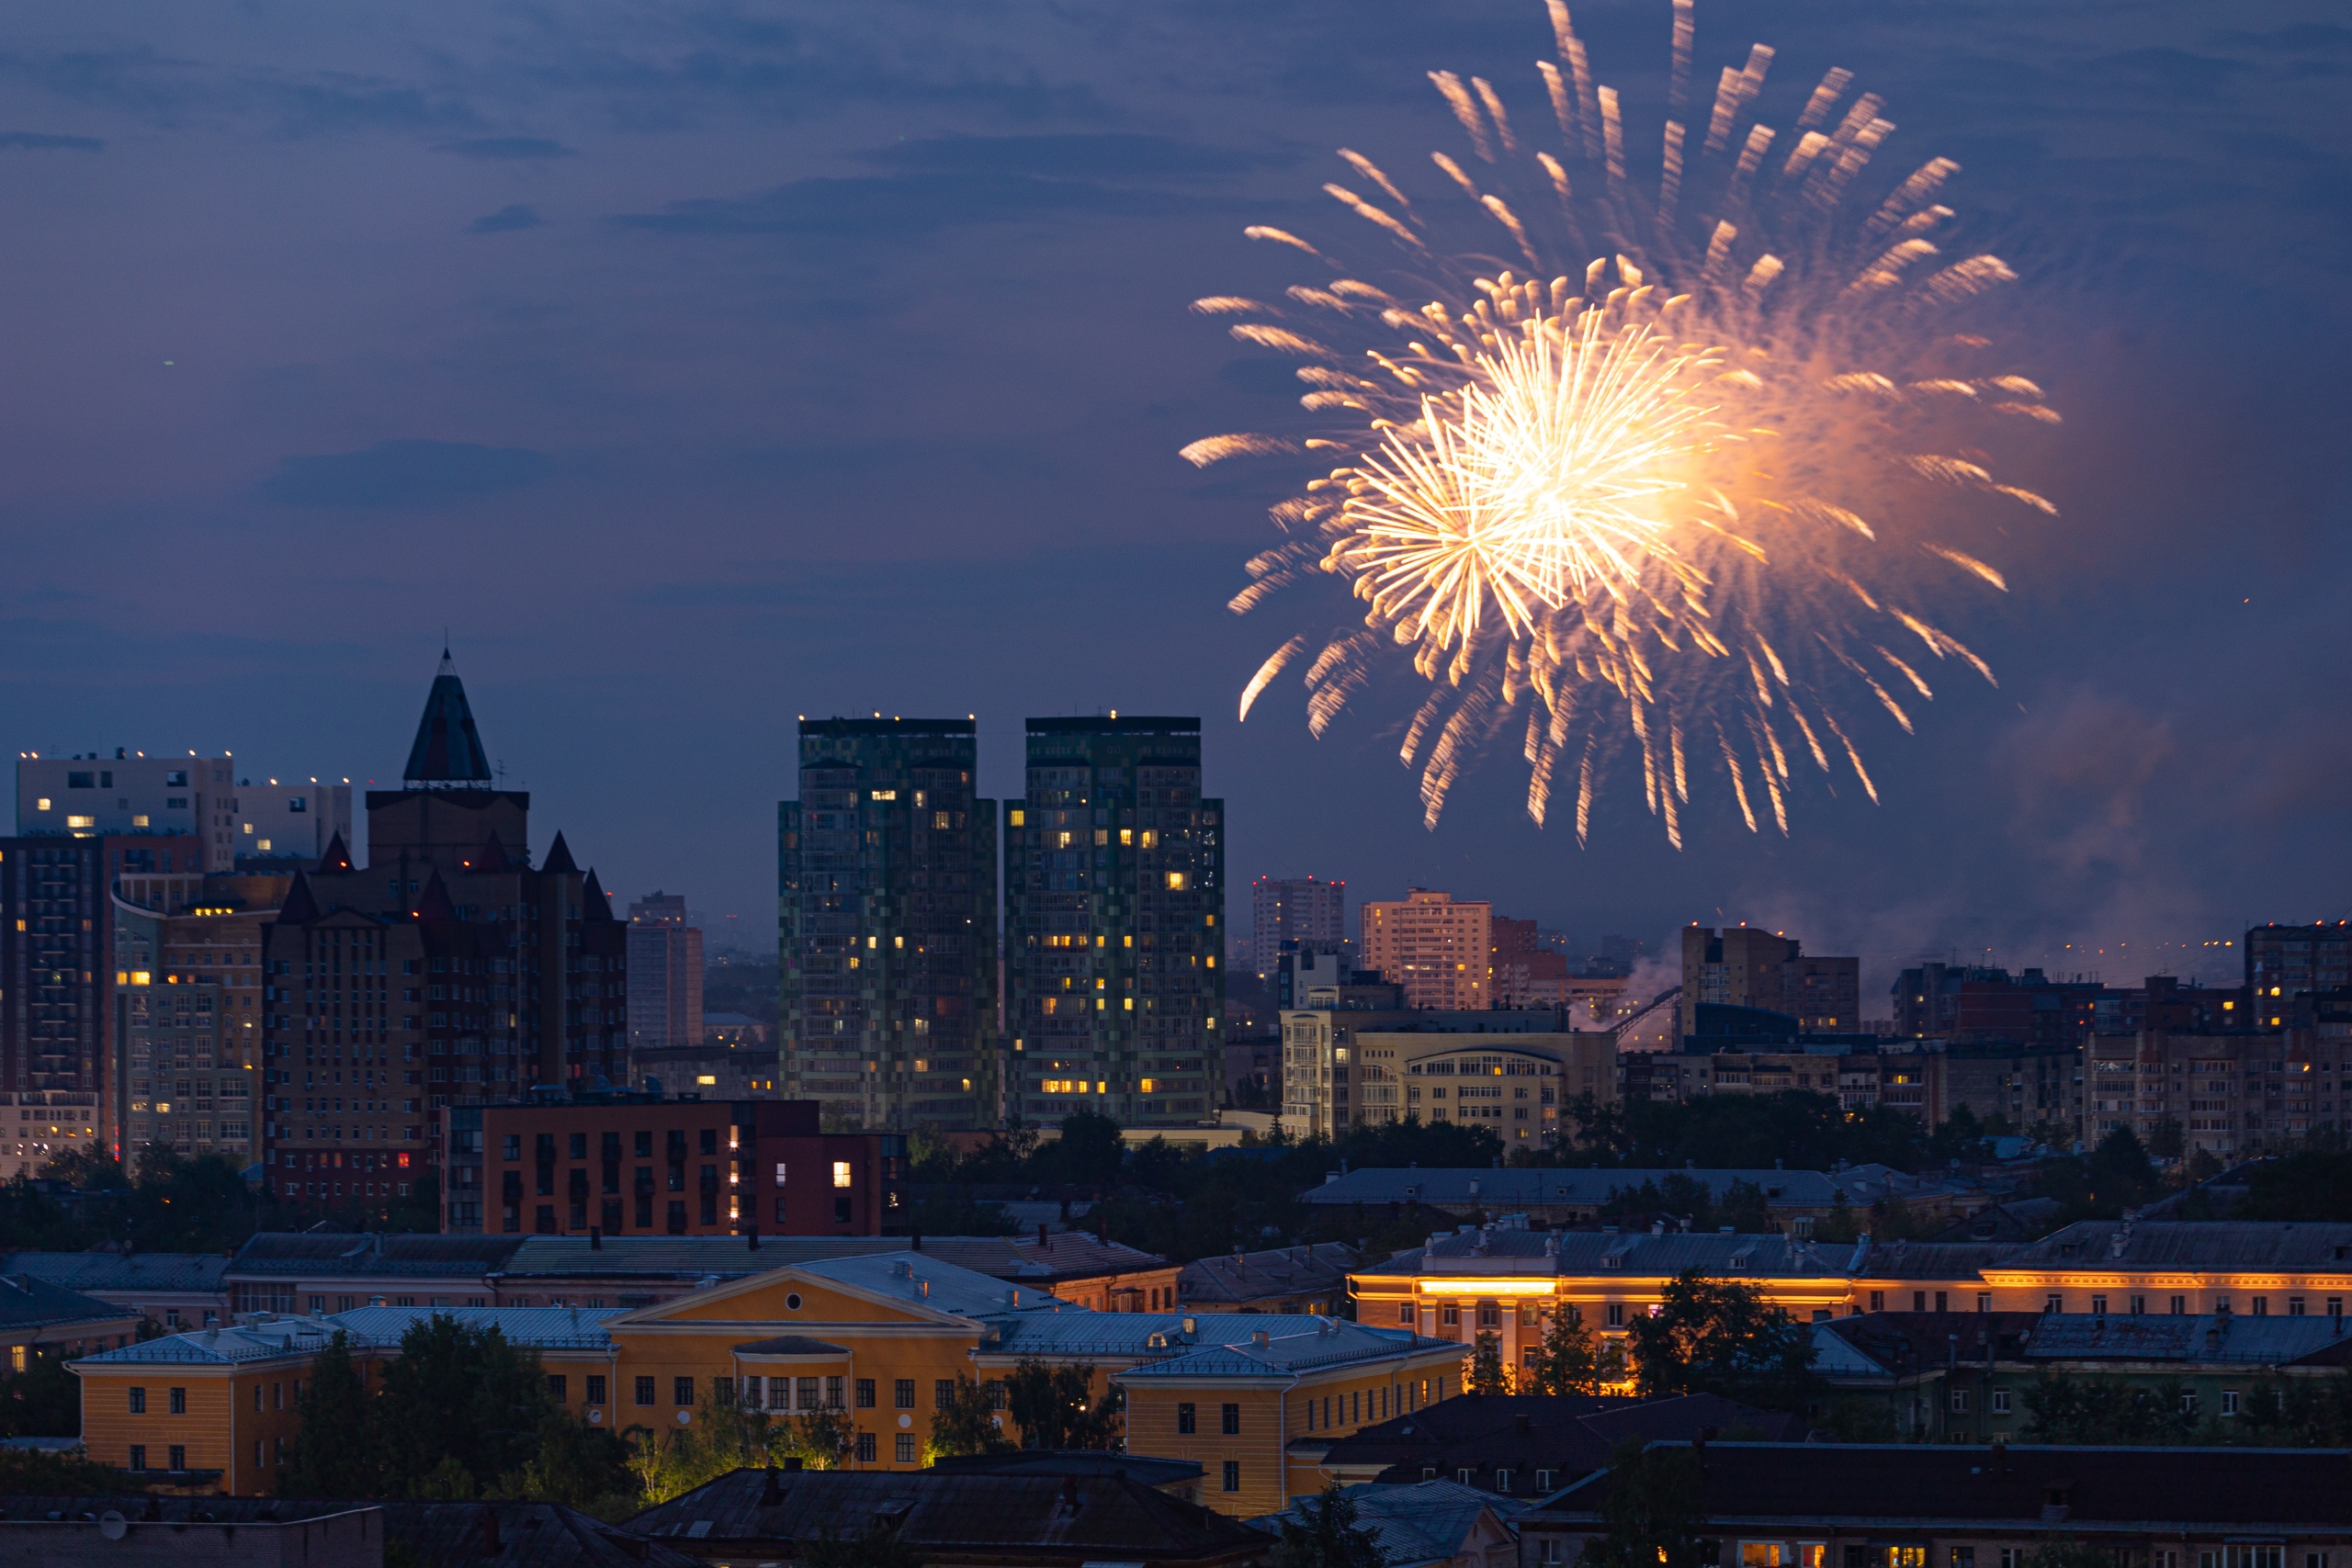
0,0 -> 2340,1007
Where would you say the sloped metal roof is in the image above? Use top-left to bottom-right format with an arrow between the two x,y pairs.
1116,1321 -> 1450,1381
1179,1243 -> 1357,1306
1251,1480 -> 1525,1568
227,1233 -> 529,1279
1993,1220 -> 2352,1272
0,1252 -> 229,1296
0,1274 -> 136,1334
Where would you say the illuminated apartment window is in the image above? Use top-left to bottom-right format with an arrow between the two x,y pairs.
33,799 -> 48,812
66,816 -> 95,829
132,815 -> 150,828
831,1161 -> 853,1189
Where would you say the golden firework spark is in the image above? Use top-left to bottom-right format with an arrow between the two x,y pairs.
1193,0 -> 2058,843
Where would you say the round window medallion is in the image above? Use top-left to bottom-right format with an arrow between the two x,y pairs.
588,1409 -> 604,1425
675,1411 -> 692,1426
897,1413 -> 912,1430
786,1292 -> 803,1311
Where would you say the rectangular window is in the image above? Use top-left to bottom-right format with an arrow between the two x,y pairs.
1606,1303 -> 1626,1327
1870,1292 -> 1885,1313
832,1161 -> 854,1189
547,1375 -> 569,1404
674,1376 -> 696,1405
1953,1551 -> 1976,1568
2172,1295 -> 2188,1314
1990,1389 -> 2011,1415
169,1387 -> 187,1415
797,1377 -> 821,1411
1221,1402 -> 1240,1435
129,1388 -> 147,1414
1178,1403 -> 1196,1435
635,1376 -> 656,1406
1950,1389 -> 1971,1413
934,1379 -> 956,1410
895,1433 -> 917,1464
895,1379 -> 915,1410
2045,1294 -> 2064,1314
130,1446 -> 146,1472
2222,1389 -> 2240,1416
828,1376 -> 845,1410
586,1375 -> 606,1406
1399,1302 -> 1414,1325
856,1379 -> 876,1409
168,1446 -> 186,1472
856,1431 -> 876,1463
2090,1294 -> 2108,1315
1221,1461 -> 1240,1493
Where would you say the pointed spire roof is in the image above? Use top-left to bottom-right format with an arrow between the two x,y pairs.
403,649 -> 493,784
317,831 -> 354,874
413,868 -> 457,924
582,869 -> 615,920
540,830 -> 578,875
465,831 -> 511,874
278,872 -> 321,925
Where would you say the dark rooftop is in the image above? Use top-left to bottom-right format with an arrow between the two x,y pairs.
625,1465 -> 1264,1564
1531,1443 -> 2352,1530
0,1496 -> 700,1568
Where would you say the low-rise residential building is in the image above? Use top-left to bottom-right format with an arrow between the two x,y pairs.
1115,1316 -> 1468,1517
71,1306 -> 622,1495
1317,1392 -> 1803,1497
223,1233 -> 526,1315
1979,1219 -> 2352,1314
1280,1008 -> 1604,1141
0,1274 -> 144,1362
626,1464 -> 1269,1568
1304,1166 -> 1962,1234
1006,1229 -> 1182,1313
1251,1480 -> 1521,1568
1516,1442 -> 2352,1568
1815,1307 -> 2352,1444
0,1252 -> 231,1331
1179,1244 -> 1358,1316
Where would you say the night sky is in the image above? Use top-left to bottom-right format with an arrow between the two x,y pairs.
3,0 -> 2346,998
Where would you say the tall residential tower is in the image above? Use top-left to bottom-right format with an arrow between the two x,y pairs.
1003,716 -> 1222,1128
777,719 -> 997,1131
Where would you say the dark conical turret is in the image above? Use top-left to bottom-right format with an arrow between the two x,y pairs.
413,868 -> 457,924
317,831 -> 354,874
582,868 -> 614,920
540,831 -> 579,875
278,871 -> 322,925
403,649 -> 493,784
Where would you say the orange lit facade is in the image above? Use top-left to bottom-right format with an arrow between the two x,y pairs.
1360,891 -> 1491,1010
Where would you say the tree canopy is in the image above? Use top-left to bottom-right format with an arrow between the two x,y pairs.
1625,1269 -> 1818,1415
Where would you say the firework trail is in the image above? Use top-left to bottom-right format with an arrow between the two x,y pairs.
1188,0 -> 2058,844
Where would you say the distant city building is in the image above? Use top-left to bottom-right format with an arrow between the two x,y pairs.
1280,1004 -> 1614,1143
261,652 -> 628,1221
111,888 -> 280,1174
1679,926 -> 1859,1037
1492,917 -> 1568,1009
1248,876 -> 1346,976
2246,921 -> 2352,1031
1360,889 -> 1491,1010
1004,716 -> 1223,1128
2083,1023 -> 2339,1155
440,1095 -> 899,1237
16,752 -> 350,872
626,892 -> 705,1064
777,718 -> 998,1132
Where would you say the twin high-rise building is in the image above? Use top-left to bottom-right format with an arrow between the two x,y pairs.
776,719 -> 999,1132
777,715 -> 1223,1133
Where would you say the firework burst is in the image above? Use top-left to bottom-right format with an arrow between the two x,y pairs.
1190,0 -> 2057,844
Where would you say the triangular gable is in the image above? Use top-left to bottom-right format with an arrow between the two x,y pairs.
610,1261 -> 978,1332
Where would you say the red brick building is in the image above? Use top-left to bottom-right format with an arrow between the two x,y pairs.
440,1096 -> 903,1236
261,653 -> 628,1217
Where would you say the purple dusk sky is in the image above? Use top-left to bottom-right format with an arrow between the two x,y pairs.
1,0 -> 2346,994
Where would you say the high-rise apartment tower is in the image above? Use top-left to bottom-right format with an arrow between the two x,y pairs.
777,719 -> 997,1131
1360,889 -> 1492,1010
1249,876 -> 1347,977
626,893 -> 705,1065
1003,716 -> 1223,1127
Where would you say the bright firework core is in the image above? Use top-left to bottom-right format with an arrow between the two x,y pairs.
1193,0 -> 2058,845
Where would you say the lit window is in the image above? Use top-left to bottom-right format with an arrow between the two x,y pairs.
257,840 -> 271,852
1009,809 -> 1024,827
242,823 -> 254,835
131,971 -> 151,986
66,816 -> 96,829
131,815 -> 150,828
695,1075 -> 718,1087
1140,1078 -> 1158,1092
1166,872 -> 1188,890
870,789 -> 896,801
831,1161 -> 853,1189
33,798 -> 49,811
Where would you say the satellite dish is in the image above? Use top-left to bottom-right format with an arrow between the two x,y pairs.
98,1512 -> 127,1541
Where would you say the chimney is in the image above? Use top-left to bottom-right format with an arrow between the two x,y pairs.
479,1508 -> 500,1554
1040,1224 -> 1051,1248
589,1226 -> 602,1251
911,1232 -> 922,1253
1096,1213 -> 1109,1246
1251,1329 -> 1271,1348
748,1225 -> 761,1252
760,1466 -> 784,1506
781,1456 -> 805,1472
